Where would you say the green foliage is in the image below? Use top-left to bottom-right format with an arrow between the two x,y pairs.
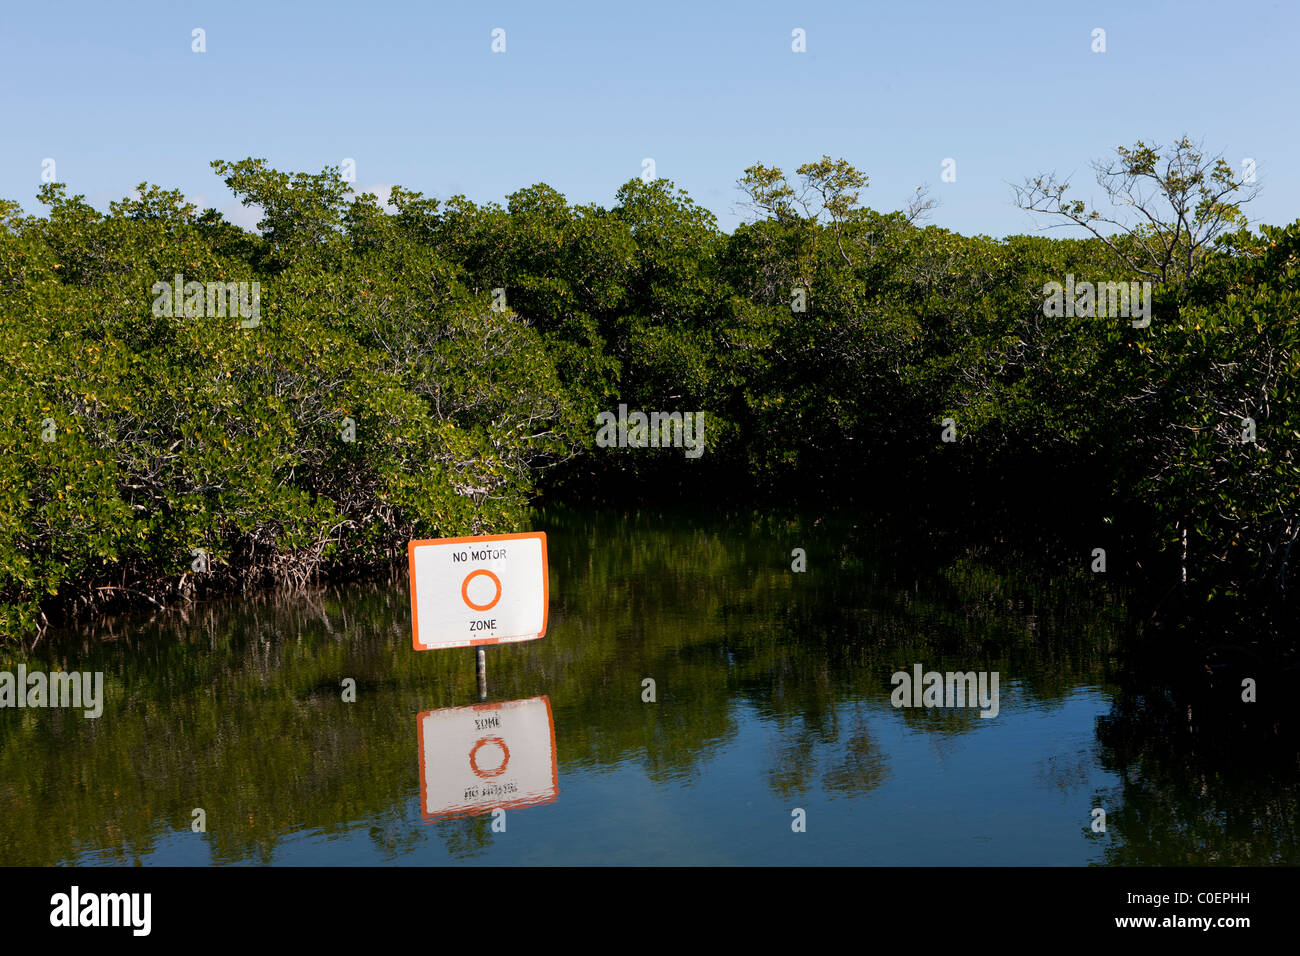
1,146 -> 1297,641
0,165 -> 581,641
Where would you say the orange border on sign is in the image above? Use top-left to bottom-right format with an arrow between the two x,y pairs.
407,532 -> 549,651
461,569 -> 502,611
416,696 -> 559,823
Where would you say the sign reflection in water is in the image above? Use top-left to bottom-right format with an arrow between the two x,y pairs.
417,696 -> 559,822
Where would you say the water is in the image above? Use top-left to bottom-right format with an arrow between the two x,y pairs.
2,507 -> 1296,865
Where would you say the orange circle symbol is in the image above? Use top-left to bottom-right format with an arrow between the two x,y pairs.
461,569 -> 502,611
469,736 -> 510,778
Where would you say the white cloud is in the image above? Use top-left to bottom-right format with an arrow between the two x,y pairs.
221,202 -> 264,232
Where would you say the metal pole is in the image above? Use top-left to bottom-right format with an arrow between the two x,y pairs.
476,646 -> 487,701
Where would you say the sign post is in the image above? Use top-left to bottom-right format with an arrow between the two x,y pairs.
408,532 -> 549,696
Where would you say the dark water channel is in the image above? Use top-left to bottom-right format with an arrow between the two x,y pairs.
2,507 -> 1296,865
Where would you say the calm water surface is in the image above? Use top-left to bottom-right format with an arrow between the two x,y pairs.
2,508 -> 1296,865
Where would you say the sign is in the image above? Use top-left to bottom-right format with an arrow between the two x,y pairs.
408,532 -> 548,651
417,696 -> 558,821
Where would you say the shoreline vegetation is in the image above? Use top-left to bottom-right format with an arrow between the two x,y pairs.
3,139 -> 1299,649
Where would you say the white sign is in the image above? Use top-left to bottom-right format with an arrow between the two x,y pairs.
418,696 -> 558,821
408,532 -> 548,651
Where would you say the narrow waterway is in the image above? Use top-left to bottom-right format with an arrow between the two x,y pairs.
2,507 -> 1295,865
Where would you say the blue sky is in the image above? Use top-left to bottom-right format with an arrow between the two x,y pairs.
2,0 -> 1295,237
